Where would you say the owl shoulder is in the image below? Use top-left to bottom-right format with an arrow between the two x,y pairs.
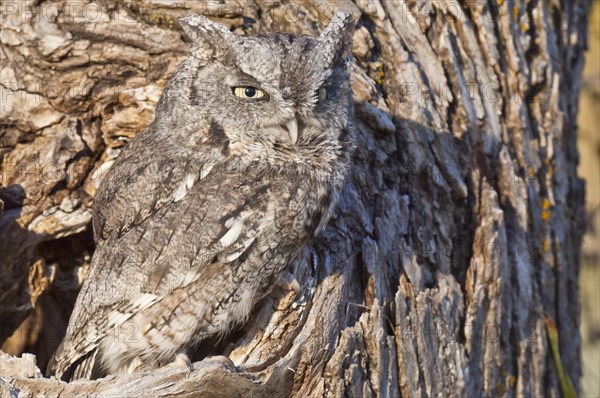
92,121 -> 230,243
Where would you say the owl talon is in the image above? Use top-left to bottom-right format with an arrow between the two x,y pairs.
162,352 -> 193,373
175,352 -> 193,371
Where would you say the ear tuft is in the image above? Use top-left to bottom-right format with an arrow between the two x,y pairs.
179,13 -> 237,62
318,11 -> 356,68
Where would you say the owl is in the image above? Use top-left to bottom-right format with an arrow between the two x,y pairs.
47,11 -> 355,381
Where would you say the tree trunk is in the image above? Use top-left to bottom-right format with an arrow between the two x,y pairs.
0,0 -> 589,397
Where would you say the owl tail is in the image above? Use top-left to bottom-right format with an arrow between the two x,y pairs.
71,349 -> 101,380
47,346 -> 102,381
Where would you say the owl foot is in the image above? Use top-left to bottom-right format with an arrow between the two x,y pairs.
121,356 -> 144,374
276,271 -> 301,297
174,352 -> 193,371
162,352 -> 193,373
208,355 -> 236,372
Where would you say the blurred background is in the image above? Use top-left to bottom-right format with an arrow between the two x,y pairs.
578,2 -> 600,397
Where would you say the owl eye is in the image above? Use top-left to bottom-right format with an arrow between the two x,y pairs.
317,87 -> 327,102
233,86 -> 266,99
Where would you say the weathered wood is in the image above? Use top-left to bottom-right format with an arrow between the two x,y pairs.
0,0 -> 589,396
1,352 -> 295,398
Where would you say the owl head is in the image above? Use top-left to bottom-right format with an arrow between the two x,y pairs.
175,12 -> 355,154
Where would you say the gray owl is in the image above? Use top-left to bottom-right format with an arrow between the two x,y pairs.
47,11 -> 355,381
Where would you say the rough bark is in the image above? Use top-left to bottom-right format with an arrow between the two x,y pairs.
0,0 -> 589,397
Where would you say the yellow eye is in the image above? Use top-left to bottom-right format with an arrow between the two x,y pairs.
233,86 -> 266,99
318,87 -> 327,101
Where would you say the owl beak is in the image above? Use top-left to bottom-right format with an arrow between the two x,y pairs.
280,118 -> 299,144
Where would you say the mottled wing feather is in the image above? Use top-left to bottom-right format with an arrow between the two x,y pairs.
48,142 -> 275,380
93,121 -> 227,244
